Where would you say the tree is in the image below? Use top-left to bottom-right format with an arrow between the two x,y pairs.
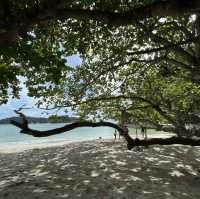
51,60 -> 199,137
1,0 -> 200,103
1,0 -> 200,148
30,9 -> 200,138
1,0 -> 200,43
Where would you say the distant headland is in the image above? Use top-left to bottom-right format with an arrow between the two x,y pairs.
0,115 -> 78,125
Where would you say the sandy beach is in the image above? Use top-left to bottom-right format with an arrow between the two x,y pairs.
0,139 -> 200,199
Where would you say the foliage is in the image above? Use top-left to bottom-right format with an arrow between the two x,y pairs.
0,0 -> 200,137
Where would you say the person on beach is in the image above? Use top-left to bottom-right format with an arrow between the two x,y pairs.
114,130 -> 117,140
141,126 -> 147,139
135,127 -> 138,138
141,126 -> 148,148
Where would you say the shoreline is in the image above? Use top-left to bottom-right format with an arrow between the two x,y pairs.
0,138 -> 115,154
0,132 -> 174,154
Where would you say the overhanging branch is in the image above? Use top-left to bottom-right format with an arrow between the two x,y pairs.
10,110 -> 134,147
10,110 -> 200,150
1,0 -> 200,42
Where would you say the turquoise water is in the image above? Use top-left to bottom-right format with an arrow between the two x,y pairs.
0,123 -> 116,145
0,123 -> 172,146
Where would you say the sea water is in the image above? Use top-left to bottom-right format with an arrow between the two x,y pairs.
0,123 -> 117,145
0,123 -> 173,151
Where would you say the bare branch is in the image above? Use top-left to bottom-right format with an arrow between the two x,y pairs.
128,136 -> 200,149
10,110 -> 200,149
10,110 -> 134,148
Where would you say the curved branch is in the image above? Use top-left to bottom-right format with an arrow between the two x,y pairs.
10,111 -> 134,148
10,110 -> 200,150
11,120 -> 124,137
11,117 -> 200,149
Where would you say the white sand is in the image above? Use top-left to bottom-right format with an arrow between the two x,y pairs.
0,139 -> 200,199
0,132 -> 174,154
0,140 -> 75,154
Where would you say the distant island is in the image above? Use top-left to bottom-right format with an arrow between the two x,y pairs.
0,115 -> 79,125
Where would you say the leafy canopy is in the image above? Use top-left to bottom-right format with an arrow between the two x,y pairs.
0,0 -> 200,136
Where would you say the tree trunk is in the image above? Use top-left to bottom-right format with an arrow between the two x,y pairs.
127,136 -> 200,150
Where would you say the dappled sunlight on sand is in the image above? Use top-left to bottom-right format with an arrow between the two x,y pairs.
0,140 -> 200,199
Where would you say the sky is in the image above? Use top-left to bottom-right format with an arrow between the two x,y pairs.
0,55 -> 82,119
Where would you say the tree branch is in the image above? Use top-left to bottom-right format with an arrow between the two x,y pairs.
128,136 -> 200,150
127,35 -> 198,62
10,110 -> 200,149
2,0 -> 200,42
14,0 -> 200,28
10,110 -> 134,148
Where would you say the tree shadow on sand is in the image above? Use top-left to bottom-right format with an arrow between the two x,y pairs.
0,141 -> 200,199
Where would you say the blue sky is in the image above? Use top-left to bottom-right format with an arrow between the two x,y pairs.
0,55 -> 82,119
